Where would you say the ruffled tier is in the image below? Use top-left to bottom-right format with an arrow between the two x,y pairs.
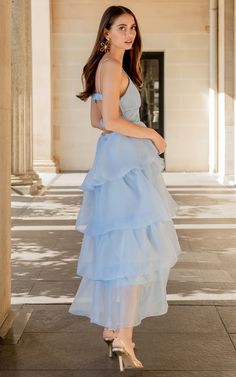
69,133 -> 182,328
69,272 -> 170,328
79,131 -> 163,188
76,163 -> 177,236
76,220 -> 180,283
76,133 -> 178,236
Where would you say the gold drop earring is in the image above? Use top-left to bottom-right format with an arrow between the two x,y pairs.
100,38 -> 111,53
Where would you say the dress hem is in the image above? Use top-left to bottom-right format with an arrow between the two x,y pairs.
68,303 -> 169,329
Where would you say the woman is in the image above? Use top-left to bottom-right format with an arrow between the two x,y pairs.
69,5 -> 182,371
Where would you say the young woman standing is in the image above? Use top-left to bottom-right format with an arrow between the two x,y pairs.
69,5 -> 182,371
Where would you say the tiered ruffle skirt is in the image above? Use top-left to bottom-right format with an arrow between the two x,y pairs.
69,131 -> 182,328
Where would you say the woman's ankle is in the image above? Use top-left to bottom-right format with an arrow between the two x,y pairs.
117,332 -> 132,342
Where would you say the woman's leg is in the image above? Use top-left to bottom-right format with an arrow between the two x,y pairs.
115,283 -> 141,358
104,283 -> 141,357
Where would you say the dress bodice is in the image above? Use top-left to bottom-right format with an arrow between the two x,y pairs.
91,71 -> 146,128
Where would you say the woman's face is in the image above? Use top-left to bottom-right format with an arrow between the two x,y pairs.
105,13 -> 137,50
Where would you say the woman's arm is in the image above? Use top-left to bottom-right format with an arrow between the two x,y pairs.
90,98 -> 103,129
99,59 -> 166,153
90,96 -> 113,134
90,101 -> 113,133
91,117 -> 102,130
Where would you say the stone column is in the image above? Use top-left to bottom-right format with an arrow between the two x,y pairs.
209,0 -> 218,174
234,0 -> 236,184
218,0 -> 235,185
11,0 -> 41,195
31,0 -> 58,173
0,0 -> 11,335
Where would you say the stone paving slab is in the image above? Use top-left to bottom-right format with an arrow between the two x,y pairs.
20,304 -> 226,334
181,229 -> 236,240
0,329 -> 236,371
175,218 -> 236,224
38,263 -> 79,280
175,261 -> 223,270
167,281 -> 236,302
231,334 -> 236,348
27,280 -> 79,299
11,280 -> 37,296
1,303 -> 235,374
0,371 -> 236,377
217,307 -> 236,333
12,230 -> 81,240
11,263 -> 43,280
33,302 -> 235,332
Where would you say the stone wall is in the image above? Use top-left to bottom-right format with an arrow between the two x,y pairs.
51,0 -> 209,171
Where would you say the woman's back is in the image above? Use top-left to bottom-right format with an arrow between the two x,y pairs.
92,59 -> 143,126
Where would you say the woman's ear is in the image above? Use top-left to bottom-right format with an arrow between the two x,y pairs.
103,28 -> 109,40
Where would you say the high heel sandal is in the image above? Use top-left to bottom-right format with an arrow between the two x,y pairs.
112,336 -> 144,371
103,328 -> 118,358
103,329 -> 136,358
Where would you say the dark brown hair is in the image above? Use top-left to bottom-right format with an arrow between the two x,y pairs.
76,5 -> 143,101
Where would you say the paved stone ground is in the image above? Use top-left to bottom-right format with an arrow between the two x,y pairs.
0,172 -> 236,376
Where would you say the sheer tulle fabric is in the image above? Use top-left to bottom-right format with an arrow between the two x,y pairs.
69,77 -> 182,328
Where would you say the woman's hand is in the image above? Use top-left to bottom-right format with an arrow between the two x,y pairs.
151,130 -> 167,154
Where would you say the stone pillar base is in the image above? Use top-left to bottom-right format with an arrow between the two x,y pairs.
218,174 -> 236,186
33,159 -> 59,173
11,171 -> 42,195
0,310 -> 17,339
0,307 -> 32,344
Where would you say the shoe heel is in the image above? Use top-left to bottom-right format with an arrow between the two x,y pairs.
113,349 -> 124,372
103,339 -> 113,358
118,354 -> 124,372
108,342 -> 113,358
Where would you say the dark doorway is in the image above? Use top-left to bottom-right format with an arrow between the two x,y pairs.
140,52 -> 165,163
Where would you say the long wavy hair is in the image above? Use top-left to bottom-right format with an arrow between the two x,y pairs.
76,5 -> 143,101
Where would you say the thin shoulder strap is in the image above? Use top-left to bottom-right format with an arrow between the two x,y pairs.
98,58 -> 115,93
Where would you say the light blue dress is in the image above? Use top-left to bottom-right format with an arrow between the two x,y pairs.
69,68 -> 182,328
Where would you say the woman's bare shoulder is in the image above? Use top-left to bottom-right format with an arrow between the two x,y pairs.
99,58 -> 123,96
101,58 -> 122,77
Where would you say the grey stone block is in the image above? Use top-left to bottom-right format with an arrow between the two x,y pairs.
217,307 -> 236,333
